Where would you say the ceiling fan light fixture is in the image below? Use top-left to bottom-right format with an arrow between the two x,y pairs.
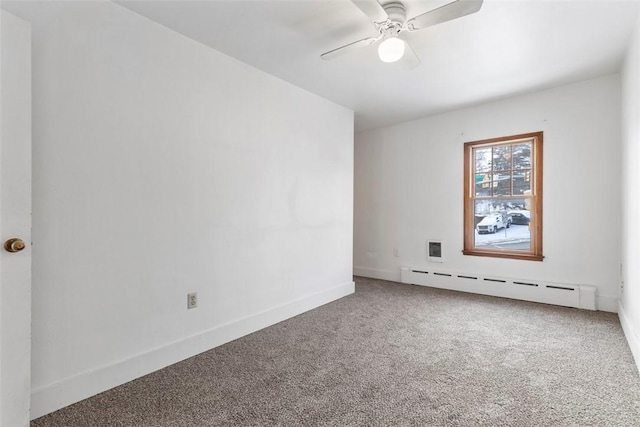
377,36 -> 405,63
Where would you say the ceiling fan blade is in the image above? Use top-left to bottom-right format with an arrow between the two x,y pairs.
401,41 -> 421,70
351,0 -> 388,23
406,0 -> 483,32
320,36 -> 381,60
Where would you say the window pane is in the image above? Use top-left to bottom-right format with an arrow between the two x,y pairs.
493,145 -> 511,171
512,143 -> 531,169
475,174 -> 491,197
473,197 -> 531,251
494,172 -> 511,196
475,148 -> 492,172
512,171 -> 531,195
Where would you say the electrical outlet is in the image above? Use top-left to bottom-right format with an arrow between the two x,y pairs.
187,292 -> 197,309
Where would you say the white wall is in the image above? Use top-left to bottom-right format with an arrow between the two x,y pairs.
621,10 -> 640,370
2,0 -> 354,418
355,74 -> 621,312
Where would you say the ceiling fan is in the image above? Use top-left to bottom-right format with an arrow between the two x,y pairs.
320,0 -> 483,68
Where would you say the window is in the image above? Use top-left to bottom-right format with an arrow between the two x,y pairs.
463,132 -> 543,261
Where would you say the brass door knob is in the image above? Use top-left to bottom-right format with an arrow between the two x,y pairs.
4,238 -> 26,253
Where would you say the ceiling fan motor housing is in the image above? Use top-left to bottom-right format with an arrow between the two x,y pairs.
382,2 -> 407,25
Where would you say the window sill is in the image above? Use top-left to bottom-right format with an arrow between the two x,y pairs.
462,249 -> 544,262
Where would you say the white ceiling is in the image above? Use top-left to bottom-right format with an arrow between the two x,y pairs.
48,1 -> 640,131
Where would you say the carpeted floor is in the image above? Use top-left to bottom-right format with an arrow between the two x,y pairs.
32,277 -> 640,426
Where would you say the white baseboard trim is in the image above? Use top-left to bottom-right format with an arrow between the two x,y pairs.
597,295 -> 619,313
618,301 -> 640,374
30,280 -> 355,420
353,266 -> 398,282
400,266 -> 599,311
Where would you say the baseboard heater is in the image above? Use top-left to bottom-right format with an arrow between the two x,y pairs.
400,266 -> 596,310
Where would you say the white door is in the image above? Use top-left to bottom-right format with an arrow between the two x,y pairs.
0,9 -> 32,427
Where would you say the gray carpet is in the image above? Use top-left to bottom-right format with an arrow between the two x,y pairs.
32,277 -> 640,426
